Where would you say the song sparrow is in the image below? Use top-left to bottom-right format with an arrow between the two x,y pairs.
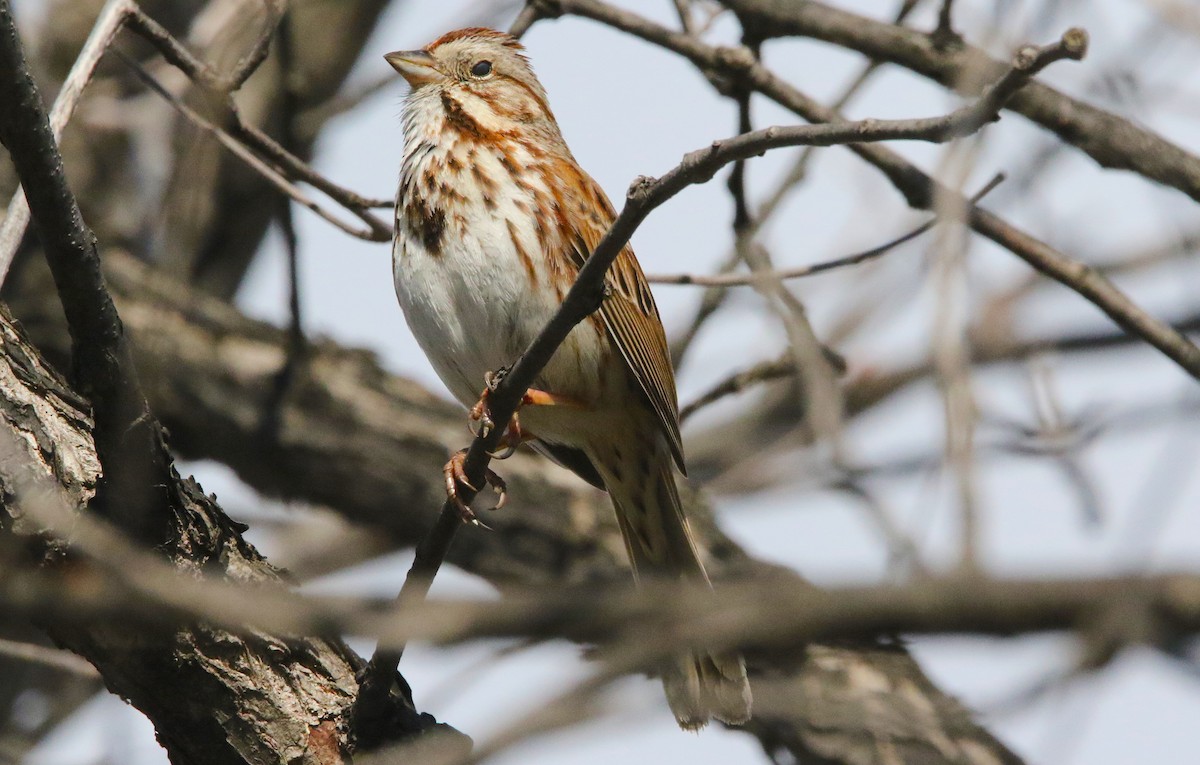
386,27 -> 751,730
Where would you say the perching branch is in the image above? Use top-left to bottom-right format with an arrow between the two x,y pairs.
539,0 -> 1200,380
352,26 -> 1087,744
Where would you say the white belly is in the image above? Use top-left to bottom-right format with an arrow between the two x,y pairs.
393,213 -> 611,426
393,105 -> 617,448
394,225 -> 533,408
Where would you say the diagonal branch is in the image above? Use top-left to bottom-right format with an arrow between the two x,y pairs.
123,4 -> 393,241
352,28 -> 1088,743
118,50 -> 390,241
0,0 -> 133,286
0,0 -> 172,540
722,0 -> 1200,206
538,0 -> 1200,380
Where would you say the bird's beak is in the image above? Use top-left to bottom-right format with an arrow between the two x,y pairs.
385,49 -> 440,87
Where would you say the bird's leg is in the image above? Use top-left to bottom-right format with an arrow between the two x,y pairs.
468,368 -> 582,459
486,411 -> 528,460
443,448 -> 508,526
468,367 -> 509,439
455,370 -> 585,523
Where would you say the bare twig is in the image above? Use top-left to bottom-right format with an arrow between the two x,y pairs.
222,0 -> 284,92
0,637 -> 100,678
651,173 -> 1004,287
260,9 -> 307,441
929,140 -> 980,569
668,0 -> 931,366
725,68 -> 844,451
722,0 -> 1200,206
508,2 -> 545,37
680,356 -> 794,422
672,0 -> 696,35
117,51 -> 390,241
674,175 -> 1000,423
0,0 -> 133,285
122,6 -> 393,240
351,39 -> 1089,740
932,0 -> 960,48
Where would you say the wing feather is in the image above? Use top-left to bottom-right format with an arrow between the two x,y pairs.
558,170 -> 686,473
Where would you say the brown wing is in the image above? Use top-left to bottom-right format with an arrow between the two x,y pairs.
559,170 -> 686,473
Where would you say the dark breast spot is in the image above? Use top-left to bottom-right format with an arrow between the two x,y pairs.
403,197 -> 446,257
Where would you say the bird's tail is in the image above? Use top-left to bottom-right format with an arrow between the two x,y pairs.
595,439 -> 752,730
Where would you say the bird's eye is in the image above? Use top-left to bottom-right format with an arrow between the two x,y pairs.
471,60 -> 493,78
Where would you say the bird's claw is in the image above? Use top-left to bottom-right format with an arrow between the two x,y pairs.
469,393 -> 495,438
486,413 -> 523,460
469,371 -> 525,458
443,448 -> 508,526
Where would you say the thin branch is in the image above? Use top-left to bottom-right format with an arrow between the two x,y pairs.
122,3 -> 276,94
0,0 -> 133,286
668,0 -> 929,366
351,37 -> 1087,741
929,140 -> 981,570
0,637 -> 100,678
932,0 -> 960,49
672,0 -> 696,35
223,0 -> 284,92
508,2 -> 545,37
117,51 -> 390,241
725,61 -> 845,451
0,1 -> 172,540
651,172 -> 1004,287
723,0 -> 1200,206
122,6 -> 393,240
544,0 -> 1200,380
261,8 -> 307,442
680,356 -> 794,422
8,545 -> 1200,665
674,175 -> 1000,423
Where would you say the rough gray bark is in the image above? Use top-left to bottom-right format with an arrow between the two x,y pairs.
0,308 -> 437,763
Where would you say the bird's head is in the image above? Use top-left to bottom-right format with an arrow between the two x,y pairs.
386,28 -> 559,140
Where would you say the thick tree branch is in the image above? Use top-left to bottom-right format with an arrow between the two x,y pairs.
0,301 -> 445,764
0,0 -> 172,541
10,246 -> 1030,764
